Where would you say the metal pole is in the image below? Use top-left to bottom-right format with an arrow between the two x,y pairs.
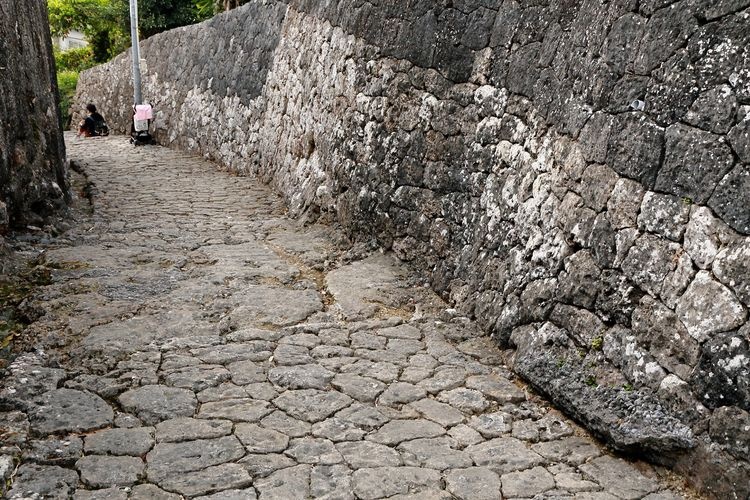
129,0 -> 142,105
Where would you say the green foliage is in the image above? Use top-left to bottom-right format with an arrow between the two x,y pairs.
590,335 -> 603,351
54,46 -> 96,72
57,70 -> 79,127
113,0 -> 210,39
195,0 -> 218,18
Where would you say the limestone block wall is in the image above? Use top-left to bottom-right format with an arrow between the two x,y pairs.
0,0 -> 68,235
73,1 -> 750,496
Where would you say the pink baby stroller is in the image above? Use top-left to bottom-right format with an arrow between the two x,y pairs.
130,103 -> 154,146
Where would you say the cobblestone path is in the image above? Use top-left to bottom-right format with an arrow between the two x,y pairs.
1,134 -> 694,499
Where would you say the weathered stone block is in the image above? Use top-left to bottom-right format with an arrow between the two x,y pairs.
637,192 -> 690,241
675,271 -> 746,342
655,124 -> 735,205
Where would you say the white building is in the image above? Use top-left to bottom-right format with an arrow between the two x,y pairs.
54,29 -> 88,51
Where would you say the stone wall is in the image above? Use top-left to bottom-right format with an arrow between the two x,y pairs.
0,0 -> 68,236
73,0 -> 750,496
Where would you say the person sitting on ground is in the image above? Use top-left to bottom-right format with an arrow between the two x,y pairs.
77,103 -> 109,137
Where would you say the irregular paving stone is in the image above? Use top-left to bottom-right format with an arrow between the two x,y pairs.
29,389 -> 114,434
73,487 -> 129,500
273,389 -> 352,422
336,441 -> 402,469
465,374 -> 526,403
84,427 -> 154,456
445,466 -> 502,500
379,324 -> 422,339
193,343 -> 275,364
310,464 -> 354,500
409,398 -> 465,427
340,360 -> 400,383
367,419 -> 445,445
501,466 -> 556,497
286,437 -> 342,464
398,437 -> 473,470
6,464 -> 78,499
118,385 -> 197,425
147,436 -> 245,483
334,403 -> 390,431
254,464 -> 311,500
351,467 -> 442,500
417,367 -> 467,393
227,360 -> 268,385
197,398 -> 272,422
272,344 -> 314,366
157,463 -> 253,497
437,388 -> 489,413
531,437 -> 602,465
447,424 -> 485,447
260,410 -> 311,437
312,417 -> 367,442
1,360 -> 67,404
331,374 -> 386,402
129,484 -> 183,499
163,365 -> 232,392
234,423 -> 289,453
155,417 -> 232,442
76,456 -> 144,487
24,436 -> 83,466
194,488 -> 258,500
350,331 -> 387,350
466,437 -> 545,473
554,472 -> 600,492
378,382 -> 427,406
228,286 -> 322,328
243,382 -> 279,401
468,411 -> 513,438
197,383 -> 249,402
578,456 -> 659,500
268,364 -> 334,390
239,453 -> 296,478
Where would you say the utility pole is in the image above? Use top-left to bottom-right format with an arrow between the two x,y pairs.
129,0 -> 142,105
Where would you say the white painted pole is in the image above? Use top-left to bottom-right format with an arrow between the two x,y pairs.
129,0 -> 142,105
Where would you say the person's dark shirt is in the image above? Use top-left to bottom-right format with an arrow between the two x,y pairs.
82,112 -> 105,136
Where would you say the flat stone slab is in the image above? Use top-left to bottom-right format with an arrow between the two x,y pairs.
466,437 -> 545,474
156,463 -> 253,497
73,487 -> 129,500
197,398 -> 273,422
579,456 -> 660,500
273,389 -> 353,422
29,389 -> 113,434
367,419 -> 445,445
118,385 -> 197,425
254,464 -> 311,500
351,467 -> 441,500
445,467 -> 502,500
24,436 -> 84,466
268,364 -> 335,390
235,423 -> 289,453
84,427 -> 154,456
336,441 -> 402,469
76,455 -> 145,487
155,417 -> 233,442
6,464 -> 78,499
147,436 -> 245,483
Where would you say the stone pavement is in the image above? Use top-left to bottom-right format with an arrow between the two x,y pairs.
0,133 -> 696,499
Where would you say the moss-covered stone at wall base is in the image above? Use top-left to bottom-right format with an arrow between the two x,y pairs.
72,1 -> 750,496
